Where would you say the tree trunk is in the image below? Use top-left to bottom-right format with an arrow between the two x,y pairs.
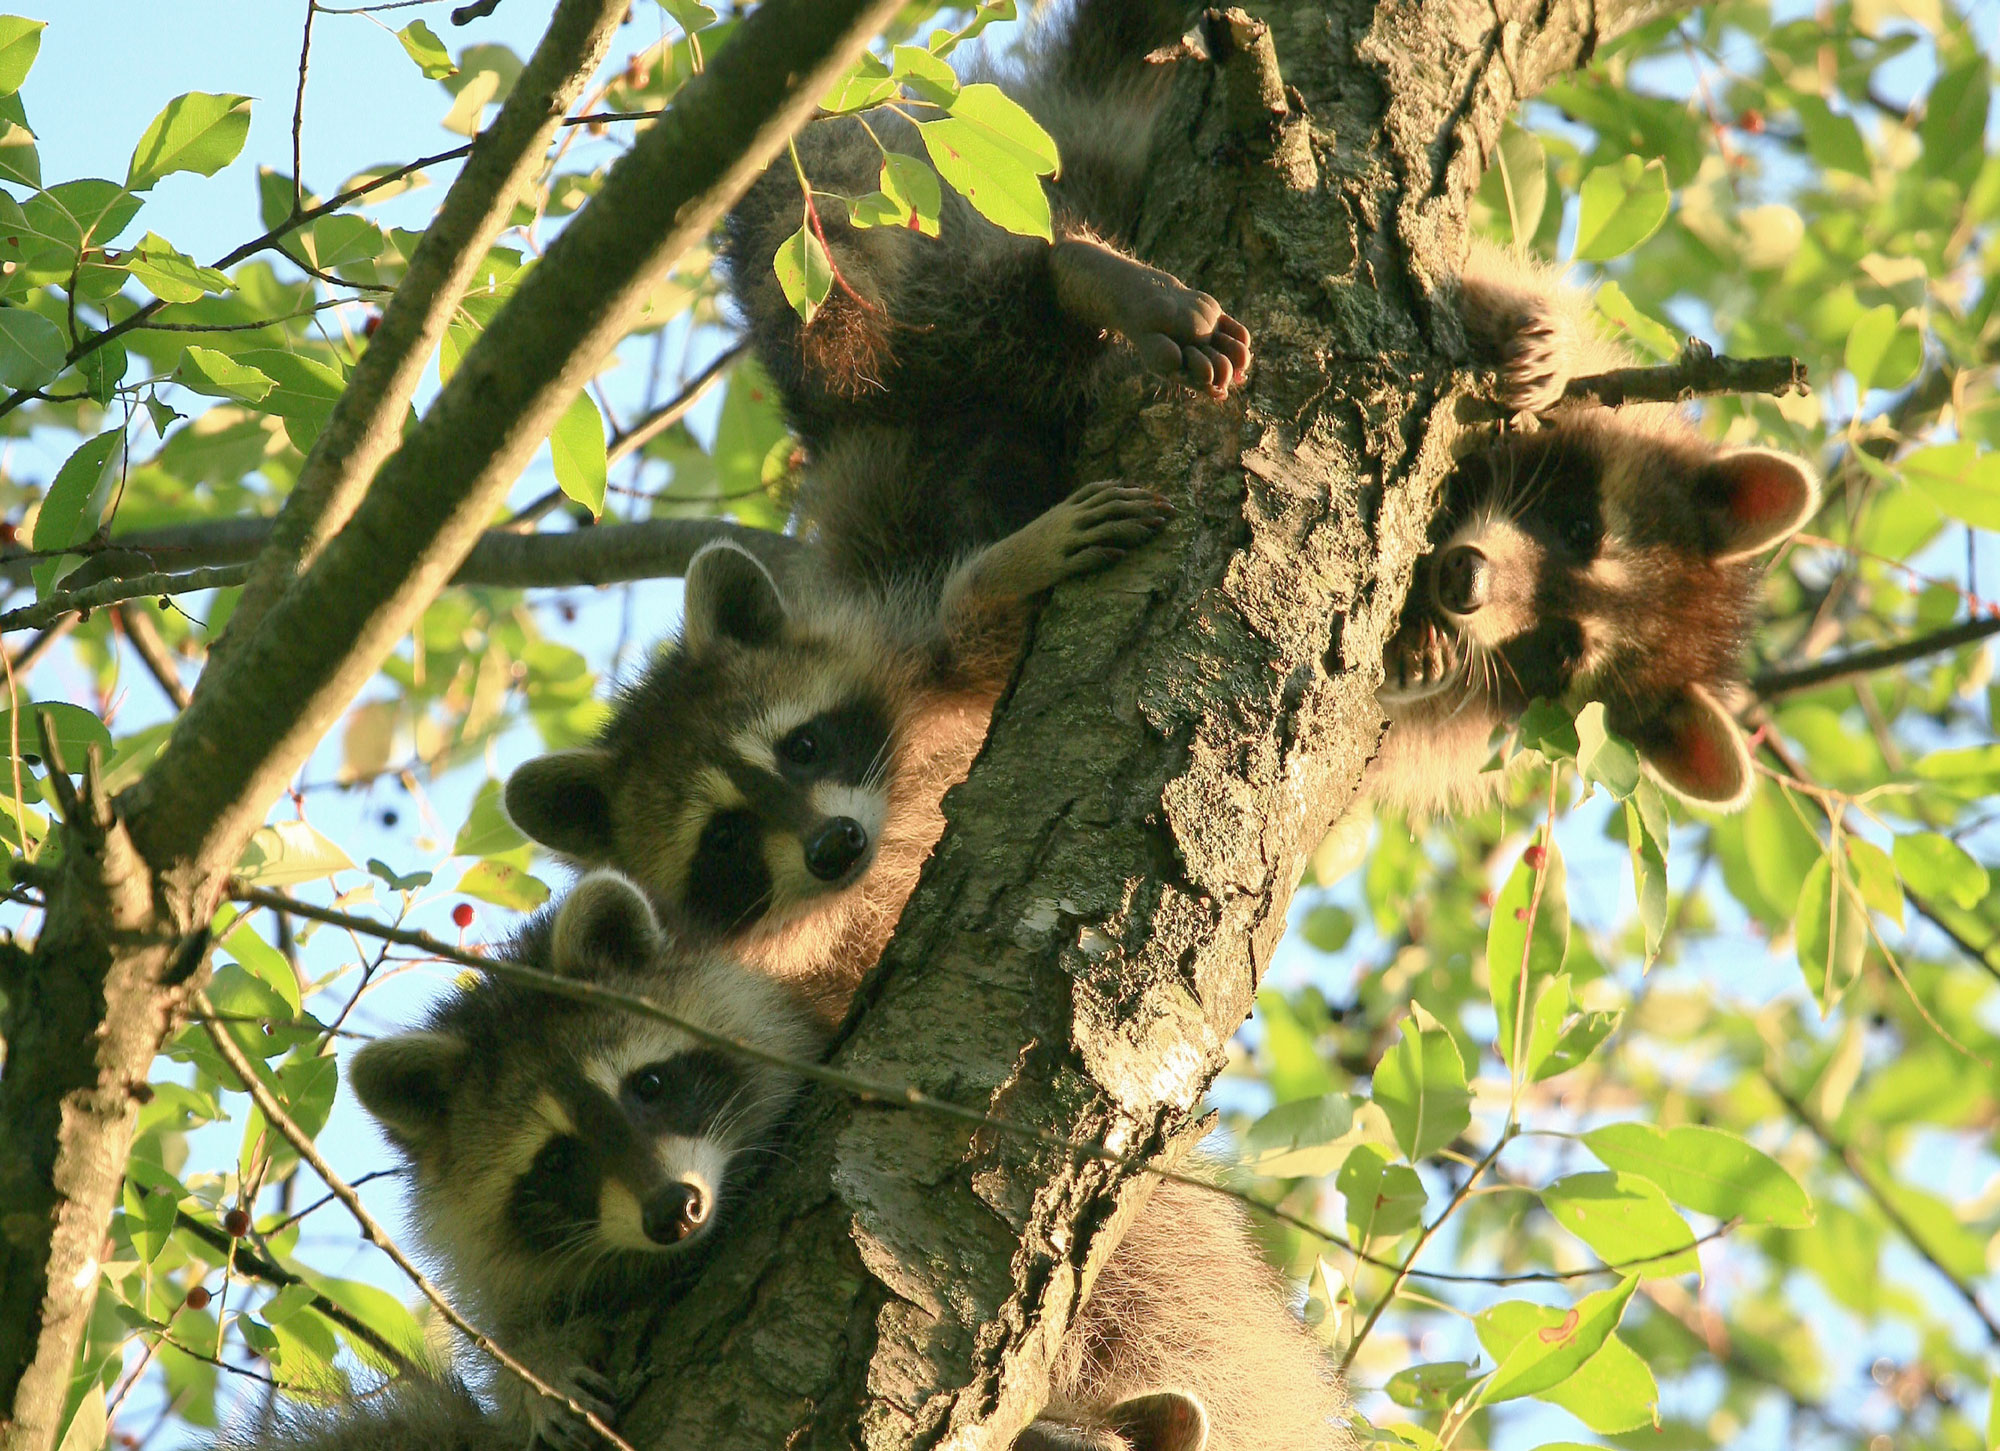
616,0 -> 1686,1446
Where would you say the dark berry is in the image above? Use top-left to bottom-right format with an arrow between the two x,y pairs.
223,1208 -> 251,1238
183,1285 -> 211,1311
380,809 -> 400,827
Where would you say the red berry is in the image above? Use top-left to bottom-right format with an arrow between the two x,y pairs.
0,522 -> 16,544
223,1208 -> 251,1238
183,1285 -> 211,1311
1738,108 -> 1764,133
1523,845 -> 1547,870
1514,907 -> 1529,921
362,313 -> 382,338
452,902 -> 475,929
1477,890 -> 1495,909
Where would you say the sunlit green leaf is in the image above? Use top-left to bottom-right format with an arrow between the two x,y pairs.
396,20 -> 458,80
1571,156 -> 1670,261
0,305 -> 64,390
1541,1173 -> 1698,1276
127,92 -> 252,191
1372,1004 -> 1469,1162
1893,831 -> 1988,910
1797,850 -> 1868,1015
1584,1123 -> 1812,1227
773,221 -> 833,325
1475,1277 -> 1638,1404
1488,839 -> 1569,1076
550,389 -> 608,516
0,16 -> 44,97
235,821 -> 356,887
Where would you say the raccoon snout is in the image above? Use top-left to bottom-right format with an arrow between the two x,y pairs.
1432,544 -> 1490,616
642,1181 -> 710,1244
804,818 -> 869,881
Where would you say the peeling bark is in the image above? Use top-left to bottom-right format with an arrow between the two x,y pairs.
616,1 -> 1689,1446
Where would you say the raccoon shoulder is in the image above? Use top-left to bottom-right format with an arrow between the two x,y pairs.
1049,1175 -> 1358,1450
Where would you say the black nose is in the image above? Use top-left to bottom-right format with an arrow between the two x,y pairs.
803,817 -> 869,881
642,1182 -> 709,1245
1432,544 -> 1490,615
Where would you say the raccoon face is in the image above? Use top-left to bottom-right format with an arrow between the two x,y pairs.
349,872 -> 820,1305
1381,424 -> 1816,808
504,543 -> 899,941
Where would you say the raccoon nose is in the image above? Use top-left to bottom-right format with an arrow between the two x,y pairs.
643,1182 -> 710,1245
804,817 -> 869,881
1433,544 -> 1490,616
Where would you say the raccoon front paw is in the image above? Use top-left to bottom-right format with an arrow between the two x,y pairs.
1043,480 -> 1176,578
1379,616 -> 1460,703
529,1369 -> 623,1451
1495,302 -> 1571,416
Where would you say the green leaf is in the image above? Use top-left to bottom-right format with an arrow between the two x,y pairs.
1487,839 -> 1569,1077
1912,742 -> 2000,791
1574,702 -> 1640,799
174,345 -> 274,403
1483,124 -> 1547,248
818,53 -> 896,114
455,777 -> 527,856
773,221 -> 834,325
550,389 -> 607,516
269,1051 -> 339,1140
0,306 -> 65,390
1844,303 -> 1922,393
1623,788 -> 1668,962
1301,904 -> 1355,953
1571,156 -> 1670,262
1240,1092 -> 1376,1177
396,20 -> 458,79
1742,783 -> 1823,917
1844,836 -> 1903,926
1920,60 -> 1988,184
216,907 -> 303,1017
30,430 -> 122,554
455,857 -> 550,911
1336,1144 -> 1427,1242
1383,1361 -> 1482,1413
125,232 -> 233,303
1474,1277 -> 1638,1404
1877,1179 -> 1988,1282
1797,849 -> 1868,1015
0,17 -> 43,96
302,1274 -> 429,1374
1476,1304 -> 1657,1431
26,179 -> 140,254
1534,1005 -> 1621,1082
919,83 -> 1058,240
0,92 -> 39,188
1593,280 -> 1678,361
366,858 -> 433,893
302,213 -> 389,269
126,92 -> 253,191
850,153 -> 943,236
1583,1123 -> 1812,1227
1542,1173 -> 1698,1277
0,701 -> 113,771
1901,443 -> 2000,531
235,821 -> 356,886
1372,1003 -> 1470,1162
1893,831 -> 1988,911
891,42 -> 960,106
1793,95 -> 1869,176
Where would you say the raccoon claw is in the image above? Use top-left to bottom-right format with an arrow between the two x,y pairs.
531,1369 -> 623,1451
1379,617 -> 1460,702
1132,297 -> 1252,397
1496,306 -> 1570,416
1052,239 -> 1251,396
1053,480 -> 1174,574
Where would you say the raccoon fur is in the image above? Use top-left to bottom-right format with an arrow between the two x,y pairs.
403,872 -> 1351,1451
204,1373 -> 510,1451
347,872 -> 819,1448
1370,238 -> 1820,815
721,0 -> 1246,593
503,478 -> 1170,1023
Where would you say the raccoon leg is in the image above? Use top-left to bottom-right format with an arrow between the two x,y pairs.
523,1368 -> 622,1451
937,479 -> 1173,689
1052,236 -> 1252,395
1013,1420 -> 1130,1451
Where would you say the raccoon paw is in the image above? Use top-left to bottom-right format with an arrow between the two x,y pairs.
1052,239 -> 1252,396
1043,479 -> 1176,578
1495,302 -> 1571,416
529,1369 -> 623,1451
1379,616 -> 1460,703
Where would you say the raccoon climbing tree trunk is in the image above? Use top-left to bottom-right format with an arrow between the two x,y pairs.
614,2 -> 1692,1448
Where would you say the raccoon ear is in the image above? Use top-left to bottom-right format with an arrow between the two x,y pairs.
1702,448 -> 1820,561
553,870 -> 662,975
1637,684 -> 1755,811
1106,1391 -> 1209,1451
349,1031 -> 469,1154
683,542 -> 788,653
504,749 -> 616,862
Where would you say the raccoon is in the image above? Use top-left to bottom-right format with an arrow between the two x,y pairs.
205,1373 -> 510,1451
503,477 -> 1170,1022
721,0 -> 1246,593
1370,238 -> 1820,815
415,871 -> 1350,1451
347,872 -> 819,1449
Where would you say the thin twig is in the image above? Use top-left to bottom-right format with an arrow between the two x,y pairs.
1754,615 -> 2000,698
193,998 -> 638,1451
606,340 -> 746,464
113,604 -> 191,710
1765,1070 -> 2000,1344
0,567 -> 249,636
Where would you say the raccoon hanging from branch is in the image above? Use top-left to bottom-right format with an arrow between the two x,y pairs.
349,873 -> 1356,1451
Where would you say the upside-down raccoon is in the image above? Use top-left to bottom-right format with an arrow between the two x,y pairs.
357,872 -> 1354,1451
347,873 -> 821,1449
1375,238 -> 1818,814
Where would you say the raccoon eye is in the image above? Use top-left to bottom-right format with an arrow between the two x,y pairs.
778,727 -> 819,766
1561,515 -> 1598,555
630,1066 -> 668,1103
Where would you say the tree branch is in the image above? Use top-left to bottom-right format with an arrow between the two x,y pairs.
1753,614 -> 2000,698
214,0 -> 633,656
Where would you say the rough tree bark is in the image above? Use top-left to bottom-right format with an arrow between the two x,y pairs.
611,1 -> 1688,1447
0,3 -> 903,1446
